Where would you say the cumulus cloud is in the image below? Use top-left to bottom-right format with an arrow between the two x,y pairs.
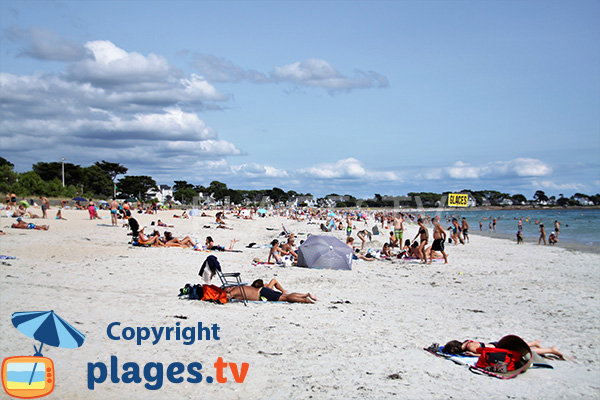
444,158 -> 553,180
0,35 -> 239,177
231,163 -> 288,178
191,54 -> 389,93
5,26 -> 91,61
299,158 -> 399,181
301,158 -> 367,179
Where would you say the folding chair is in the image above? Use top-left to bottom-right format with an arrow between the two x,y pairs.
216,268 -> 249,306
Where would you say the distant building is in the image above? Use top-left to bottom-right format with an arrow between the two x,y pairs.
145,185 -> 173,203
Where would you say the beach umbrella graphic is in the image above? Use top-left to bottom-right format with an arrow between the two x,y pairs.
257,208 -> 267,215
11,311 -> 85,384
72,197 -> 87,202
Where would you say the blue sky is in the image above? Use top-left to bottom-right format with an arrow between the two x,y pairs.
1,0 -> 598,198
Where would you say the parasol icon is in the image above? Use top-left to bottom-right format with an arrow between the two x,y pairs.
10,311 -> 85,386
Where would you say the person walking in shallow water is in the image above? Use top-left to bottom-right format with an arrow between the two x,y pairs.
538,223 -> 546,245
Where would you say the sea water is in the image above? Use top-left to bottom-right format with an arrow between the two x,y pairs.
438,208 -> 600,248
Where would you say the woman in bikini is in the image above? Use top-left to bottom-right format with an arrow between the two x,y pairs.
206,236 -> 239,251
444,339 -> 564,359
413,218 -> 429,263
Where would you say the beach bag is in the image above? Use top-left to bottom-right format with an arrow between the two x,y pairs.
202,284 -> 228,304
475,347 -> 521,373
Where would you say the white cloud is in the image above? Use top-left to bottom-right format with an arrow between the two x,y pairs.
271,59 -> 389,92
68,40 -> 171,85
191,54 -> 389,92
531,180 -> 587,191
444,158 -> 553,180
6,27 -> 91,61
301,158 -> 367,179
231,163 -> 288,178
163,140 -> 242,156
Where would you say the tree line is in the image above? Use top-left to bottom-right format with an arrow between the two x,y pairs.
1,157 -> 597,207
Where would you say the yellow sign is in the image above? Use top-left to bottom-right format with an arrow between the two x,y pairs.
448,193 -> 469,207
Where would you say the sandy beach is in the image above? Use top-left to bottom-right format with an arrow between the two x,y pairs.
1,208 -> 599,399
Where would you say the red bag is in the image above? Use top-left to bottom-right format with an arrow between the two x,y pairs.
201,284 -> 228,304
475,347 -> 522,373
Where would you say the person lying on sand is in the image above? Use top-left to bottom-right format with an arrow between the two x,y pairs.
205,236 -> 238,251
227,279 -> 317,303
156,220 -> 174,227
11,218 -> 49,230
444,339 -> 564,359
162,231 -> 196,248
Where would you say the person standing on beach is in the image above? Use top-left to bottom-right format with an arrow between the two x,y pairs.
413,218 -> 429,263
479,221 -> 483,231
393,212 -> 404,246
492,218 -> 497,232
40,196 -> 49,218
538,223 -> 547,245
431,217 -> 448,264
110,198 -> 119,227
554,220 -> 560,238
461,217 -> 469,243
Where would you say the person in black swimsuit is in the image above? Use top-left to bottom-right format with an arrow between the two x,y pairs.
227,279 -> 317,303
413,218 -> 429,263
444,339 -> 564,359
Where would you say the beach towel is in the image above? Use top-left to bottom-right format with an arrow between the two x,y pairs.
425,336 -> 552,379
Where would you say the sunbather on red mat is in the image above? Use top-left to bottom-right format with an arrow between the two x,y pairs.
444,339 -> 564,359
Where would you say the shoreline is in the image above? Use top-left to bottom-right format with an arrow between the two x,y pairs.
468,230 -> 600,255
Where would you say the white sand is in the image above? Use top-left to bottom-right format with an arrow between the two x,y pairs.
1,208 -> 599,399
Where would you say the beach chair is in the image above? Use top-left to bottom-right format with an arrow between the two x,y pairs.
216,268 -> 249,306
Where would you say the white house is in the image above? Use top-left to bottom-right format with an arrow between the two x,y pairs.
145,185 -> 173,203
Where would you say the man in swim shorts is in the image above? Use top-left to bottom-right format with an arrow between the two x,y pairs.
40,196 -> 49,218
12,217 -> 49,230
430,217 -> 448,264
110,198 -> 119,227
393,213 -> 404,244
227,279 -> 317,303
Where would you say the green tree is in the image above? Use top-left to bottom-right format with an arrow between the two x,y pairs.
511,194 -> 527,204
173,180 -> 195,192
82,165 -> 113,197
12,171 -> 47,195
207,181 -> 228,201
0,163 -> 18,194
94,161 -> 127,196
533,190 -> 549,203
94,161 -> 128,182
32,161 -> 82,186
116,175 -> 157,199
174,187 -> 198,203
0,157 -> 14,168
